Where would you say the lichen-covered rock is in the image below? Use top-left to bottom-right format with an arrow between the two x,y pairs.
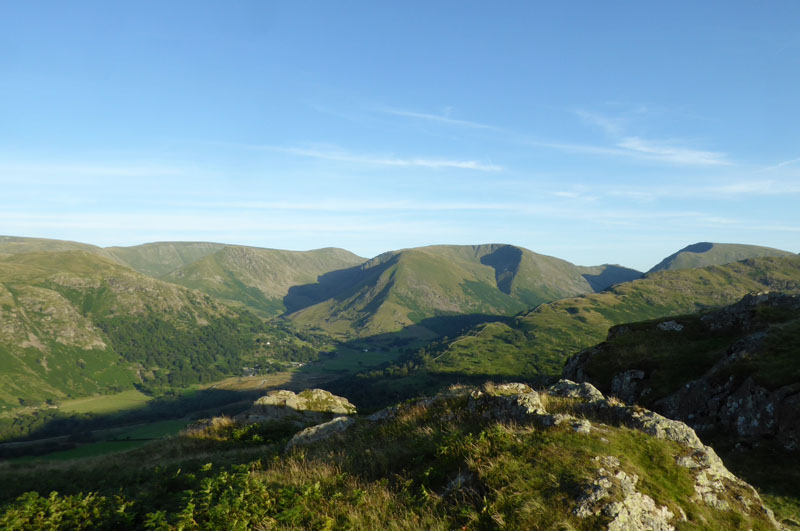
255,389 -> 356,415
237,389 -> 356,426
611,370 -> 646,403
484,382 -> 533,395
657,320 -> 684,332
620,407 -> 705,450
285,416 -> 356,450
575,456 -> 676,530
467,387 -> 546,422
548,379 -> 605,402
279,381 -> 780,529
542,380 -> 778,529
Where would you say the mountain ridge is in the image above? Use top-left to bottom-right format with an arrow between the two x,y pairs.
648,242 -> 794,273
287,243 -> 637,339
0,250 -> 302,411
374,255 -> 800,384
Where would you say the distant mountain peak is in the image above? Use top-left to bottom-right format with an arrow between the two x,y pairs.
648,242 -> 794,273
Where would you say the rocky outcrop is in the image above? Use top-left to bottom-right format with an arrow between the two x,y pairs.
236,389 -> 356,427
548,379 -> 605,402
610,370 -> 646,403
277,380 -> 778,528
564,292 -> 800,450
285,416 -> 356,450
574,456 -> 676,530
468,383 -> 547,421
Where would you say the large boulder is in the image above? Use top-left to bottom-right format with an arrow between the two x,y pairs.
236,389 -> 356,427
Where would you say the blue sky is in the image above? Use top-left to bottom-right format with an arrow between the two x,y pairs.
2,1 -> 799,271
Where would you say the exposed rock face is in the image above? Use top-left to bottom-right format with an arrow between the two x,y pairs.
548,379 -> 605,402
657,320 -> 684,332
468,383 -> 547,422
574,456 -> 676,530
564,292 -> 800,451
237,389 -> 356,427
281,380 -> 778,529
660,376 -> 800,451
286,416 -> 356,450
611,370 -> 646,403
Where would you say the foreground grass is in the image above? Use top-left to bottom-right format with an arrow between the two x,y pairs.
0,389 -> 778,530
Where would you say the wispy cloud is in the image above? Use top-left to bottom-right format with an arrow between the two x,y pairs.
527,137 -> 730,166
378,107 -> 502,131
0,163 -> 186,179
593,178 -> 800,203
262,145 -> 503,171
617,137 -> 730,166
549,108 -> 732,167
757,157 -> 800,173
710,179 -> 800,196
573,109 -> 625,136
207,199 -> 514,212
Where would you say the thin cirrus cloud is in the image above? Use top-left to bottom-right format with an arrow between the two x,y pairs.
757,157 -> 800,173
0,163 -> 187,180
205,199 -> 516,212
572,109 -> 626,136
566,108 -> 731,166
378,105 -> 730,167
261,145 -> 503,171
606,179 -> 800,200
617,137 -> 730,166
527,137 -> 730,166
377,107 -> 503,131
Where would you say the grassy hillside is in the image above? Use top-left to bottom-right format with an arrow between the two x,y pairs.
0,236 -> 108,257
390,255 -> 800,382
163,245 -> 366,317
0,236 -> 228,277
0,383 -> 777,529
576,263 -> 642,291
103,241 -> 228,277
0,250 -> 315,415
289,244 -> 606,339
648,242 -> 794,273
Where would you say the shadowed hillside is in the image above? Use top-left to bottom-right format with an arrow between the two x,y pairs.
288,244 -> 612,339
163,246 -> 366,316
377,255 -> 800,382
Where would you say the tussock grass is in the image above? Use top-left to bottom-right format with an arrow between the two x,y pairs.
0,390 -> 780,530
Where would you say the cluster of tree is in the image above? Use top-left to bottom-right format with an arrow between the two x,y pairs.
97,315 -> 254,390
355,341 -> 446,381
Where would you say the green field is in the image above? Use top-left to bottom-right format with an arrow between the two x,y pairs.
308,347 -> 404,374
58,389 -> 152,415
17,419 -> 191,462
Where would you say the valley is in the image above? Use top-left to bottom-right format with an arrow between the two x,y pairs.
1,235 -> 798,528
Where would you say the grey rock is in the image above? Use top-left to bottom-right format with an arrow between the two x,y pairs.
548,379 -> 605,402
468,388 -> 547,422
285,416 -> 356,450
611,370 -> 646,403
237,389 -> 356,427
657,320 -> 684,332
574,455 -> 675,530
